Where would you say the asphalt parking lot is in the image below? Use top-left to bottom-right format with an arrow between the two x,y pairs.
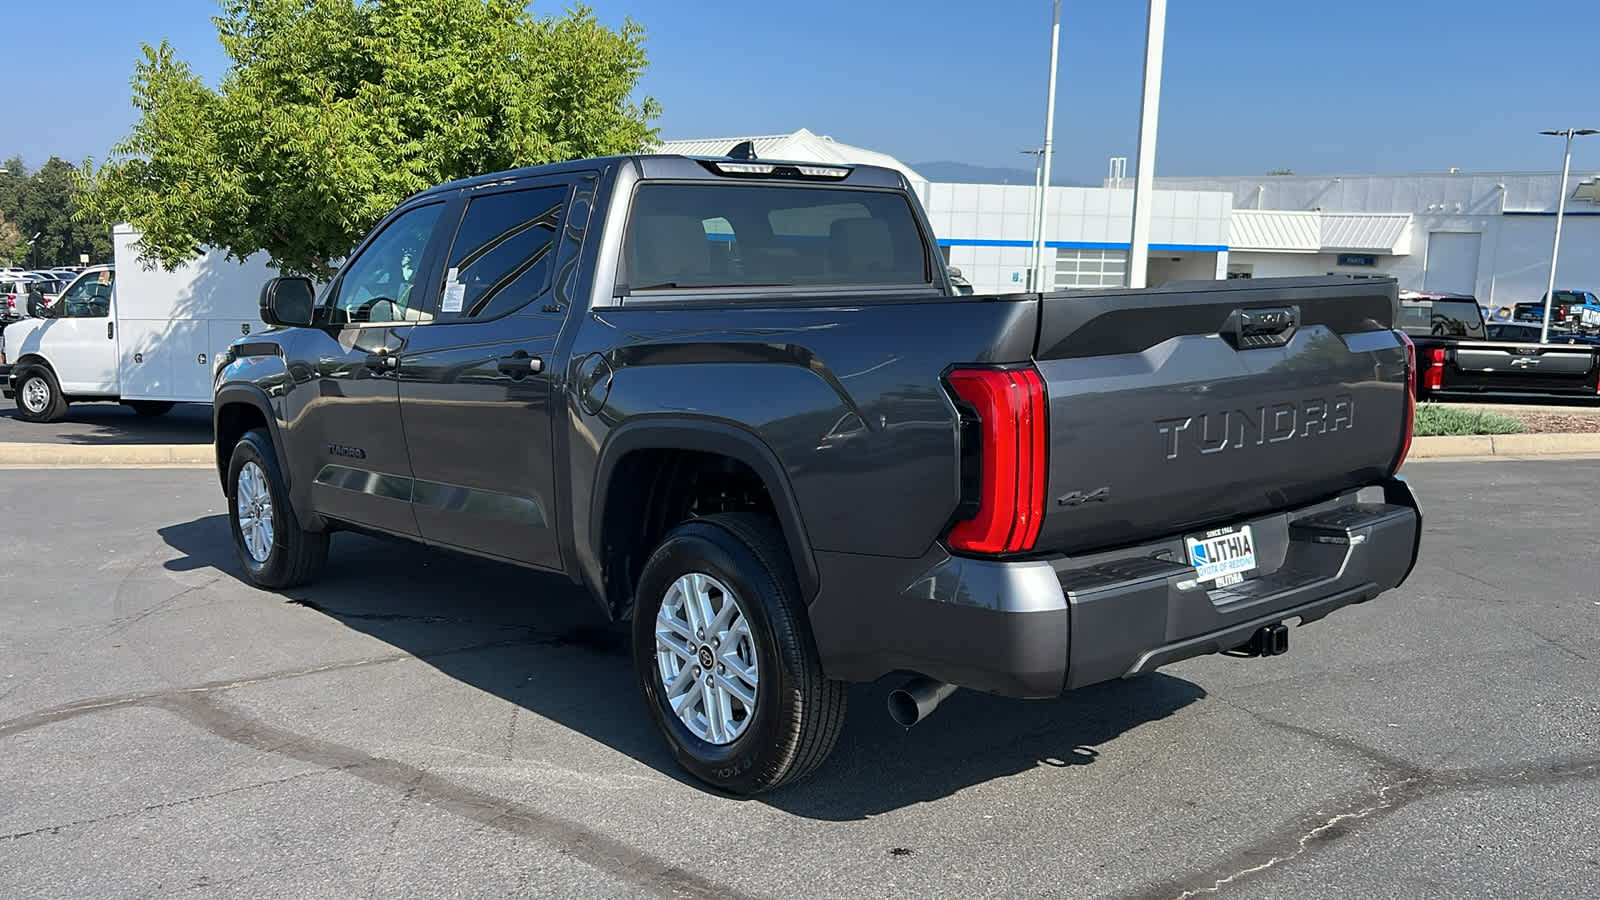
2,460 -> 1598,899
0,401 -> 213,445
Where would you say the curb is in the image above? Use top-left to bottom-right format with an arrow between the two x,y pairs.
1410,432 -> 1600,459
0,442 -> 213,467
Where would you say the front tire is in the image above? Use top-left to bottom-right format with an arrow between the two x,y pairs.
227,428 -> 328,588
632,513 -> 847,795
15,368 -> 68,423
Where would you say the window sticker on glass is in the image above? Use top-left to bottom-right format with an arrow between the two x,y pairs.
441,267 -> 466,313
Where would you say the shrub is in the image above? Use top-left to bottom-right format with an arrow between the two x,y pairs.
1413,403 -> 1525,437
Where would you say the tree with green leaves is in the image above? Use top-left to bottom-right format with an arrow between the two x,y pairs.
0,156 -> 114,267
80,0 -> 660,277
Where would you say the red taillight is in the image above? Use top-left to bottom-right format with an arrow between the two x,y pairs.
944,366 -> 1048,555
1423,346 -> 1446,392
1395,333 -> 1416,473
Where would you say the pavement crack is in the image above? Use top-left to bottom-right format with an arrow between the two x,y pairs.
1,767 -> 343,842
105,575 -> 226,637
1140,741 -> 1600,899
366,766 -> 426,899
0,636 -> 549,741
151,692 -> 749,900
1166,776 -> 1422,899
1515,623 -> 1590,662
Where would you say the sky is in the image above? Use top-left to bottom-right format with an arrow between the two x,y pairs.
7,0 -> 1600,182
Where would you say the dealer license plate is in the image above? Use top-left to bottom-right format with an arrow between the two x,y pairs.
1185,525 -> 1257,587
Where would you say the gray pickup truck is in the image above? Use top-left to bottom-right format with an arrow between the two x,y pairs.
213,152 -> 1422,794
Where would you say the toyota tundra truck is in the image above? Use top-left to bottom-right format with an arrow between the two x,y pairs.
212,151 -> 1422,795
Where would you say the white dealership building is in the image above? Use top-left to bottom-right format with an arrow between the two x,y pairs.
657,129 -> 1600,308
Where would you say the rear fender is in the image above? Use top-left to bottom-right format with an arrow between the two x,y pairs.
587,417 -> 820,613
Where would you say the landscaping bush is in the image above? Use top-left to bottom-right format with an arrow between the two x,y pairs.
1413,403 -> 1525,437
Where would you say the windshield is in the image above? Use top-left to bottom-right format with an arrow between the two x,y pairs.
622,183 -> 932,292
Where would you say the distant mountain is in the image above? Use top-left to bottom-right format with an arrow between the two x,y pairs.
911,161 -> 1091,187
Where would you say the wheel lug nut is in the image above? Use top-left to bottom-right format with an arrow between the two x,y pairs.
696,629 -> 704,639
705,676 -> 714,686
692,667 -> 700,676
717,664 -> 726,674
711,638 -> 720,649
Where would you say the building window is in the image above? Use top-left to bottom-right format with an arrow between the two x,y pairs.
1054,249 -> 1127,289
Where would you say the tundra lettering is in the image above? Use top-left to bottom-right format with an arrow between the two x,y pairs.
1157,394 -> 1355,460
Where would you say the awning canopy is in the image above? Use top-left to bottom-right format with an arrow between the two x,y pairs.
1230,210 -> 1412,255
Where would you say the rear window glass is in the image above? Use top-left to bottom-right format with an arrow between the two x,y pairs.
1399,300 -> 1484,339
622,183 -> 930,291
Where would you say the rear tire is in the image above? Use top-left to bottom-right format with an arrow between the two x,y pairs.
632,512 -> 847,795
127,400 -> 175,417
15,367 -> 68,423
227,428 -> 328,588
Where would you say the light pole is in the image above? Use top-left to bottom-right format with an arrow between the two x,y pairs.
1537,128 -> 1597,343
1022,148 -> 1044,289
1127,0 -> 1168,289
1030,0 -> 1061,294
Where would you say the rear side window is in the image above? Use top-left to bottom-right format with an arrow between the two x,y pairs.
1400,300 -> 1484,339
623,183 -> 930,292
436,185 -> 569,321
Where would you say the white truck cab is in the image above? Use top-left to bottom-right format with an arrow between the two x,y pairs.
0,226 -> 275,422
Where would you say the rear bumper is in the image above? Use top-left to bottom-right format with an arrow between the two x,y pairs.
809,477 -> 1421,698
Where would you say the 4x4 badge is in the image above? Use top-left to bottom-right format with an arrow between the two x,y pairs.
1057,487 -> 1111,507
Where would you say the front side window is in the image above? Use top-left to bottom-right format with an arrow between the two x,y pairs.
58,270 -> 114,318
434,185 -> 568,321
329,202 -> 444,325
623,183 -> 930,291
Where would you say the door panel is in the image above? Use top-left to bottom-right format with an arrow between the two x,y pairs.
294,199 -> 451,536
44,272 -> 119,395
398,181 -> 576,568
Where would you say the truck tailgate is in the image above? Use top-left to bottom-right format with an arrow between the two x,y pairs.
1031,277 -> 1407,555
1448,341 -> 1600,393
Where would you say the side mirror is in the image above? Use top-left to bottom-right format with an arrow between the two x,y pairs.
259,276 -> 315,327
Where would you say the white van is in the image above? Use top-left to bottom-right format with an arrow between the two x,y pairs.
0,226 -> 276,422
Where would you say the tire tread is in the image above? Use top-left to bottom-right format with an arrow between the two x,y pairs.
230,429 -> 328,589
694,512 -> 847,792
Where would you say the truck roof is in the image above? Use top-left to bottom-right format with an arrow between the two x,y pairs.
410,154 -> 909,202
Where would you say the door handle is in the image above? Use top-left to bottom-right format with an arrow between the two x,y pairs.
497,353 -> 544,377
107,322 -> 114,340
364,351 -> 399,373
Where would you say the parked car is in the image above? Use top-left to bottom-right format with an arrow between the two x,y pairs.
0,276 -> 46,321
211,150 -> 1421,795
1405,291 -> 1600,398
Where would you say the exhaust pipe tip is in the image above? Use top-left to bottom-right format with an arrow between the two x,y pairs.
887,676 -> 958,728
